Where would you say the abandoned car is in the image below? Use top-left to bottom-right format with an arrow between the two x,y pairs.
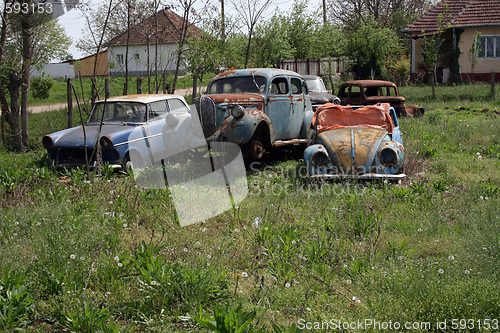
338,80 -> 424,117
196,68 -> 314,160
303,75 -> 340,110
304,103 -> 405,180
42,94 -> 192,170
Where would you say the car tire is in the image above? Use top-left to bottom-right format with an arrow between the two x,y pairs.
247,139 -> 266,161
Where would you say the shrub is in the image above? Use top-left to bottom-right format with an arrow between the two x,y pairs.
31,76 -> 54,100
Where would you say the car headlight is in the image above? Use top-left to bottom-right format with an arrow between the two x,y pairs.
230,105 -> 245,119
100,136 -> 114,149
331,97 -> 341,105
380,148 -> 398,167
42,136 -> 53,148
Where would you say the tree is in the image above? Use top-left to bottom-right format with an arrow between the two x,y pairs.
346,17 -> 403,79
0,2 -> 70,151
251,15 -> 292,67
328,0 -> 431,34
230,0 -> 272,68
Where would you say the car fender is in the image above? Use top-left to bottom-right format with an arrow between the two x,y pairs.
208,109 -> 274,145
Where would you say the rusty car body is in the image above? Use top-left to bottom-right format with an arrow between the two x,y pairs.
338,80 -> 424,117
196,68 -> 314,160
42,94 -> 192,170
304,103 -> 405,180
303,75 -> 340,110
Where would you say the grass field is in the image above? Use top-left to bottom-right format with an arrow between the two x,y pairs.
1,84 -> 499,332
29,75 -> 206,107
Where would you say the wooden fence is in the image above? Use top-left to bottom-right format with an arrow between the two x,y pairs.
279,58 -> 347,77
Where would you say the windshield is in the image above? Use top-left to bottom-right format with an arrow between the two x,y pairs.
88,101 -> 147,123
306,78 -> 327,92
207,76 -> 267,94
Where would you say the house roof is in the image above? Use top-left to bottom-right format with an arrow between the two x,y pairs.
106,8 -> 202,46
404,0 -> 500,35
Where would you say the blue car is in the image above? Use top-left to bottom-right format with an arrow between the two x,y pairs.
42,94 -> 193,171
303,103 -> 405,180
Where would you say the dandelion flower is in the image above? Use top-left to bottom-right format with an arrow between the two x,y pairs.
241,272 -> 249,278
438,268 -> 444,274
285,282 -> 291,288
69,254 -> 76,260
117,262 -> 123,267
345,279 -> 352,285
207,254 -> 212,260
448,255 -> 455,260
114,256 -> 120,262
464,269 -> 470,275
123,223 -> 128,228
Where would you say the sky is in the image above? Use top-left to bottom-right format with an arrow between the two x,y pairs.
57,0 -> 322,60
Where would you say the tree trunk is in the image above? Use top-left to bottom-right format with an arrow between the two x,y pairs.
244,27 -> 253,68
20,5 -> 33,151
124,0 -> 131,95
192,74 -> 198,100
7,73 -> 22,151
431,70 -> 436,99
67,78 -> 73,128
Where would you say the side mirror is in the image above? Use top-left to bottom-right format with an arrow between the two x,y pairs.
165,112 -> 179,129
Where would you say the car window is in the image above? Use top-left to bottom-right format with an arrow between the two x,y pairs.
168,98 -> 189,114
364,86 -> 379,97
338,86 -> 348,98
349,85 -> 361,98
148,100 -> 168,120
207,76 -> 266,94
270,77 -> 289,95
290,78 -> 302,95
387,87 -> 397,96
89,102 -> 147,123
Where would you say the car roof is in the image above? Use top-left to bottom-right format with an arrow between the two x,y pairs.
213,68 -> 302,80
302,75 -> 321,80
96,94 -> 185,104
341,80 -> 397,87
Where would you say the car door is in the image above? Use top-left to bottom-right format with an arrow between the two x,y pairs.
266,76 -> 292,140
145,100 -> 170,159
288,76 -> 306,137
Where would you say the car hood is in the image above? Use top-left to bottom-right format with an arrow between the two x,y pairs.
46,123 -> 138,148
316,127 -> 388,171
205,93 -> 264,106
309,91 -> 337,104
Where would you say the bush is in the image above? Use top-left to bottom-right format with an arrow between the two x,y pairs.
31,76 -> 54,100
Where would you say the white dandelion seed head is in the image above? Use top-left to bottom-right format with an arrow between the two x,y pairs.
114,256 -> 120,262
207,254 -> 212,260
345,279 -> 352,285
252,216 -> 262,229
123,223 -> 128,228
117,262 -> 123,267
195,241 -> 201,247
14,221 -> 19,226
448,255 -> 455,260
241,272 -> 249,278
79,256 -> 84,261
183,248 -> 188,252
464,269 -> 470,275
352,296 -> 361,303
480,196 -> 484,200
438,268 -> 444,274
285,282 -> 291,288
69,254 -> 76,260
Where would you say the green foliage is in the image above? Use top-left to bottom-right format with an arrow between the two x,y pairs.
0,269 -> 33,331
31,76 -> 54,100
347,17 -> 403,79
63,301 -> 119,333
195,304 -> 257,333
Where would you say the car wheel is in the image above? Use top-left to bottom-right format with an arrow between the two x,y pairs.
247,139 -> 265,161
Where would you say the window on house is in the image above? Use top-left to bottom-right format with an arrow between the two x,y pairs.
479,36 -> 500,58
116,54 -> 124,65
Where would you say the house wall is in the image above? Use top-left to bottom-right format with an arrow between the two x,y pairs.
73,52 -> 109,77
107,44 -> 185,76
411,26 -> 500,82
459,26 -> 500,81
31,63 -> 75,79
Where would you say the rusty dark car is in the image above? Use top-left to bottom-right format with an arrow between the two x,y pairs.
338,80 -> 424,117
303,75 -> 340,110
196,68 -> 314,160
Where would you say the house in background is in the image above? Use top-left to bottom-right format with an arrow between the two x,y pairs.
105,8 -> 202,77
405,0 -> 500,83
71,51 -> 109,77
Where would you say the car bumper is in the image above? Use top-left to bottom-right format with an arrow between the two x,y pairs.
308,173 -> 406,180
